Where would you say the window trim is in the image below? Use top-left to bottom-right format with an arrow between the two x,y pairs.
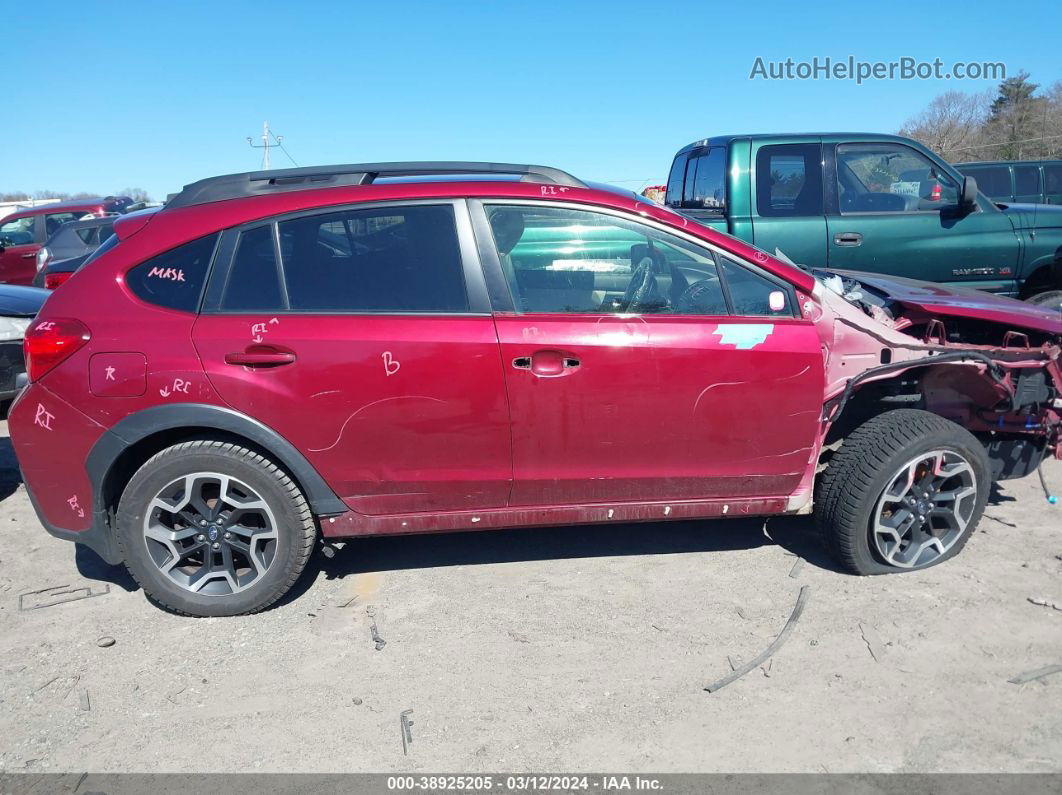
468,199 -> 800,320
832,142 -> 967,217
201,198 -> 492,317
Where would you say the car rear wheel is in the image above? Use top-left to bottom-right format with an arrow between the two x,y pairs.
816,409 -> 990,575
1025,289 -> 1062,314
116,440 -> 316,616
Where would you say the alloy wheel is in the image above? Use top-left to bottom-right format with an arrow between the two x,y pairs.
142,472 -> 279,595
871,450 -> 978,569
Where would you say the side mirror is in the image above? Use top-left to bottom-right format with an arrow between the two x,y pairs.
960,176 -> 979,212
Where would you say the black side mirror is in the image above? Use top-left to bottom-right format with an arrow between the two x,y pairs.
960,176 -> 979,212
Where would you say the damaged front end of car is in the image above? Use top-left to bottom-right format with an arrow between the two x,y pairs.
800,270 -> 1062,506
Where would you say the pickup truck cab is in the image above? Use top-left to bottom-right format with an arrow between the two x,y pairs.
664,134 -> 1062,309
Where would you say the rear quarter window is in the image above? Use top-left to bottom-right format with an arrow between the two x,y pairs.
126,233 -> 219,312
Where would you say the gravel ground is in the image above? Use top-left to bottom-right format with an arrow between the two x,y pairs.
0,417 -> 1060,773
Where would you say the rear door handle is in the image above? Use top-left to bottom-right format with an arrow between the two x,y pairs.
833,232 -> 863,247
513,350 -> 580,377
21,252 -> 36,258
224,347 -> 296,367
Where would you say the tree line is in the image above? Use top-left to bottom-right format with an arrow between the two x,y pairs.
900,71 -> 1062,164
0,188 -> 152,203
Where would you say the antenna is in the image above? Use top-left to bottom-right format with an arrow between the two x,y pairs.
247,121 -> 282,170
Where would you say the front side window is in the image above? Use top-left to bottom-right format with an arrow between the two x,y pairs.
0,216 -> 35,245
485,204 -> 739,316
678,148 -> 726,210
718,257 -> 792,316
126,233 -> 219,312
276,204 -> 467,313
1014,165 -> 1042,195
836,143 -> 959,213
756,144 -> 823,217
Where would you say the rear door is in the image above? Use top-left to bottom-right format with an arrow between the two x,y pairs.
0,214 -> 42,285
193,200 -> 512,516
749,141 -> 829,268
826,141 -> 1019,292
471,200 -> 823,506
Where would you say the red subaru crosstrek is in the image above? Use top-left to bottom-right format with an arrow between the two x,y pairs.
9,162 -> 1062,616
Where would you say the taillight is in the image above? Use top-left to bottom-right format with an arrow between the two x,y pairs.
930,182 -> 942,201
23,318 -> 91,382
44,271 -> 72,290
36,247 -> 52,272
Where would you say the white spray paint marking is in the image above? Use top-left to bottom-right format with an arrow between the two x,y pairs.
160,378 -> 190,398
382,351 -> 400,376
67,495 -> 85,519
104,366 -> 116,381
147,266 -> 185,282
34,404 -> 55,430
712,324 -> 774,350
664,506 -> 671,516
37,321 -> 56,332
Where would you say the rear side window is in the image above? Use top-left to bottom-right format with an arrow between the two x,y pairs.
277,204 -> 468,313
756,144 -> 823,217
1014,165 -> 1041,195
127,233 -> 219,312
222,226 -> 283,311
968,166 -> 1011,198
76,228 -> 96,244
682,148 -> 727,210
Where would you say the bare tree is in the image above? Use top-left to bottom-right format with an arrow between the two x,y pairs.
899,90 -> 990,162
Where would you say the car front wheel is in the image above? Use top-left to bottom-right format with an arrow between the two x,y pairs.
116,440 -> 316,616
816,409 -> 990,574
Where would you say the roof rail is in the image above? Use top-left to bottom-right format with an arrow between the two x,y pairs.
166,161 -> 587,209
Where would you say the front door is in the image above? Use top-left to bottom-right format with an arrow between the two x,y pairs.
473,201 -> 824,507
826,141 -> 1020,292
0,214 -> 41,285
193,201 -> 512,516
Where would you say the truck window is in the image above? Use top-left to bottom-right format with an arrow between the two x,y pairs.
1045,165 -> 1062,195
835,143 -> 959,213
755,144 -> 823,217
665,155 -> 687,206
679,148 -> 726,211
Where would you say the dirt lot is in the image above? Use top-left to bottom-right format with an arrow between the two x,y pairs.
0,417 -> 1059,774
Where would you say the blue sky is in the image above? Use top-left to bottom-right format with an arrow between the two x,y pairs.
4,0 -> 1060,200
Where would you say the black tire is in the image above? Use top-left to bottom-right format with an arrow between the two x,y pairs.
1025,289 -> 1062,314
116,440 -> 316,616
816,409 -> 990,575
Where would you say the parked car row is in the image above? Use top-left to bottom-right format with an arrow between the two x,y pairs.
0,195 -> 133,286
7,157 -> 1060,616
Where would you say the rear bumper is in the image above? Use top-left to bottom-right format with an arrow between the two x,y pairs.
24,481 -> 121,564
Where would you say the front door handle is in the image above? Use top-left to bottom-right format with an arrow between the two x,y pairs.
833,232 -> 863,247
512,350 -> 580,377
224,346 -> 296,367
21,252 -> 36,259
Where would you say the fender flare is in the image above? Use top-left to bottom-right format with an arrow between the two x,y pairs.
86,403 -> 348,515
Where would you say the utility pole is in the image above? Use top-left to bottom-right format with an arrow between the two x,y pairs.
247,121 -> 282,170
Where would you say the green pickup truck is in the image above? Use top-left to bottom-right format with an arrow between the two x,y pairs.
664,133 -> 1062,311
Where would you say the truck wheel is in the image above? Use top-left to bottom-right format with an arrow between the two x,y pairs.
116,440 -> 317,616
816,409 -> 989,574
1025,289 -> 1062,314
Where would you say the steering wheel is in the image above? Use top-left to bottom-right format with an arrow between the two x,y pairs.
676,277 -> 723,314
618,256 -> 659,313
